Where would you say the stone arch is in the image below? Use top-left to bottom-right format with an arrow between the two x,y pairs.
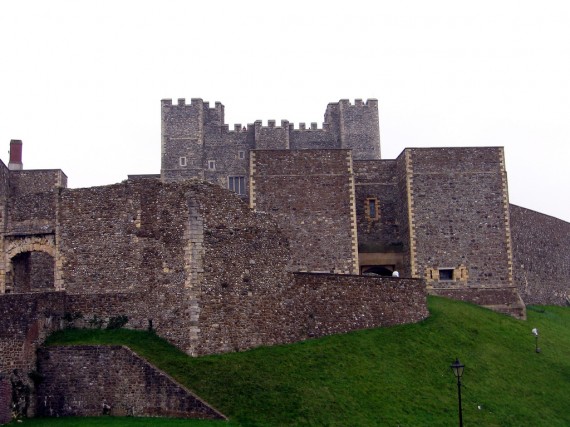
2,235 -> 58,293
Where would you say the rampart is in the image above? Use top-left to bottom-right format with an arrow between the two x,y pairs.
510,204 -> 570,305
36,346 -> 226,419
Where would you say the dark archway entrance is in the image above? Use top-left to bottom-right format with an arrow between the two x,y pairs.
10,251 -> 55,293
361,265 -> 395,276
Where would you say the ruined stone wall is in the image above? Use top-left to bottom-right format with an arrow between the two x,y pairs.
56,180 -> 296,355
0,373 -> 10,425
251,149 -> 358,274
284,273 -> 428,337
186,181 -> 292,355
510,204 -> 570,305
36,346 -> 225,419
407,147 -> 513,287
0,292 -> 65,372
57,181 -> 199,351
9,170 -> 67,196
354,160 -> 403,254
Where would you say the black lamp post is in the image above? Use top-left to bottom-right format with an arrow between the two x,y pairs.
450,358 -> 465,427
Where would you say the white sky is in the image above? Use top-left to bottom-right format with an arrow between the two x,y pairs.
1,0 -> 569,222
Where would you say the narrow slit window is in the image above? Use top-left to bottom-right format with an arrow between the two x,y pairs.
208,160 -> 215,170
366,197 -> 379,221
238,150 -> 245,160
179,156 -> 187,167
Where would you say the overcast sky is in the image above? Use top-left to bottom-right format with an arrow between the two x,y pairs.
1,1 -> 569,222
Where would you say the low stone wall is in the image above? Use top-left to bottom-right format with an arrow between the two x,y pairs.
285,273 -> 428,338
429,286 -> 526,319
36,346 -> 226,420
0,373 -> 11,425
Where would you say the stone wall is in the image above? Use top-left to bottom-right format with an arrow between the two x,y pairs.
0,292 -> 65,372
160,98 -> 381,197
56,179 -> 295,356
251,149 -> 358,274
36,346 -> 226,420
510,204 -> 570,305
430,287 -> 526,319
407,147 -> 513,288
337,99 -> 381,160
353,160 -> 403,254
8,170 -> 67,196
285,273 -> 428,337
0,373 -> 11,425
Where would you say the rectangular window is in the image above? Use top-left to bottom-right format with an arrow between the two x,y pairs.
439,269 -> 454,281
179,156 -> 187,167
228,176 -> 246,195
238,150 -> 245,160
208,160 -> 215,170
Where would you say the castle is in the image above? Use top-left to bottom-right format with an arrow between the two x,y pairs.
0,98 -> 569,421
158,97 -> 569,311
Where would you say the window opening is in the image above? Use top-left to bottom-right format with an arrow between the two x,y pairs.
366,197 -> 379,221
439,269 -> 454,281
179,156 -> 187,167
229,176 -> 246,195
208,160 -> 215,170
238,150 -> 245,160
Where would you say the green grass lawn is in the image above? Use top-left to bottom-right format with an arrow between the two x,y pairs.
18,296 -> 570,426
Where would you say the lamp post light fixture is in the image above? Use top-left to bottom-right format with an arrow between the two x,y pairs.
532,328 -> 541,353
450,358 -> 465,427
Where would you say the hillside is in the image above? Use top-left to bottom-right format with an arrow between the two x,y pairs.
37,296 -> 570,426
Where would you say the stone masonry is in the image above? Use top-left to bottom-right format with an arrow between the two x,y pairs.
1,97 -> 569,423
36,346 -> 226,419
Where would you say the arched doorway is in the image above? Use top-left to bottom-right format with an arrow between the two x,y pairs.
8,251 -> 55,293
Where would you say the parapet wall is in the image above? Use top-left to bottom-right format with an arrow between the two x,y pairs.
36,345 -> 226,419
286,273 -> 428,336
510,204 -> 570,305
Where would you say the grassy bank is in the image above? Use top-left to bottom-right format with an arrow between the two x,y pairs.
23,296 -> 570,426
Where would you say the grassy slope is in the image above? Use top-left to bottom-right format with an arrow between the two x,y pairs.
38,296 -> 570,426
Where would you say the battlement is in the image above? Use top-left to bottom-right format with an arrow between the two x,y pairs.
336,98 -> 379,108
161,98 -> 224,115
161,98 -> 382,180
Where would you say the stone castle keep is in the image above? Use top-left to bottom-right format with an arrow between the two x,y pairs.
1,98 -> 569,421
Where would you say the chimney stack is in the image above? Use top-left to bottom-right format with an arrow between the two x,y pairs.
8,140 -> 23,171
